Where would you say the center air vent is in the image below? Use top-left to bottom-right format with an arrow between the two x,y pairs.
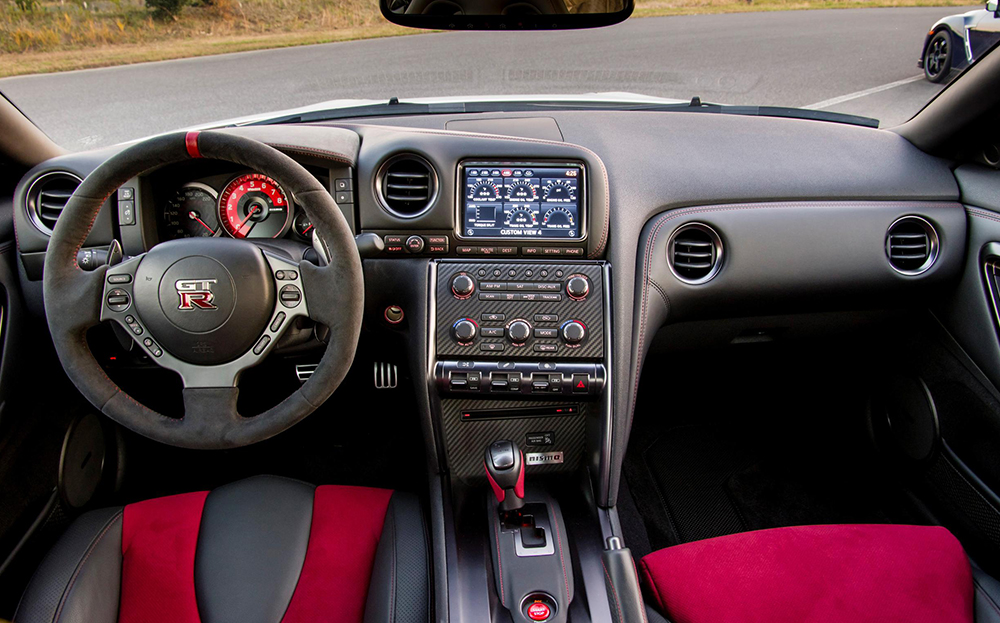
886,216 -> 938,275
26,171 -> 82,235
667,223 -> 723,284
376,154 -> 436,218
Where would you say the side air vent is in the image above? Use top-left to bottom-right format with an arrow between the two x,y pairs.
886,216 -> 938,275
376,154 -> 437,218
26,171 -> 82,235
667,222 -> 723,284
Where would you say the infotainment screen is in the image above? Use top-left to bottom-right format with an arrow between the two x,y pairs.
459,162 -> 585,240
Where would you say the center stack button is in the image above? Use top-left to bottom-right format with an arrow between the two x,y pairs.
452,273 -> 475,299
507,319 -> 531,345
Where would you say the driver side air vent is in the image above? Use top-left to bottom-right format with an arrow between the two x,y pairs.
668,223 -> 723,284
26,172 -> 82,235
886,216 -> 938,275
376,154 -> 437,218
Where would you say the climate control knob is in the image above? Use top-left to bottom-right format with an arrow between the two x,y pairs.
453,318 -> 478,344
566,275 -> 590,300
507,320 -> 531,345
451,274 -> 475,299
561,320 -> 586,346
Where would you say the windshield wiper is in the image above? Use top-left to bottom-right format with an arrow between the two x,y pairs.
242,96 -> 879,129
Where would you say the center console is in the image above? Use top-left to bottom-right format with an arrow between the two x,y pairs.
417,156 -> 613,623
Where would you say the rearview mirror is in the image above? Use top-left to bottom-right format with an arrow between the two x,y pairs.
381,0 -> 633,30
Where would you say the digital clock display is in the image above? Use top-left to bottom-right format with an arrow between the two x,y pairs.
460,162 -> 584,240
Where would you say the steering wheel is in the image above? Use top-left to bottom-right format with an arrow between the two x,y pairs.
42,131 -> 364,450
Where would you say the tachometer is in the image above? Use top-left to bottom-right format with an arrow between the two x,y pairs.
162,183 -> 220,238
218,173 -> 291,239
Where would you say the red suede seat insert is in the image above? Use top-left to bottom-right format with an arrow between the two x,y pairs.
120,490 -> 208,623
640,524 -> 973,623
280,485 -> 394,623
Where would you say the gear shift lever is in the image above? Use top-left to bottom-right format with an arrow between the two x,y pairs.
484,439 -> 525,512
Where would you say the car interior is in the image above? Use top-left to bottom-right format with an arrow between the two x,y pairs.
2,5 -> 1000,623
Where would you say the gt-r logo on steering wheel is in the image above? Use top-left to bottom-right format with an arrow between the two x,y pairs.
176,279 -> 218,310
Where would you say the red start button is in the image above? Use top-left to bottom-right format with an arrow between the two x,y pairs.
527,602 -> 551,621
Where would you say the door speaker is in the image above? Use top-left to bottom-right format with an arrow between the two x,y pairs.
869,375 -> 939,463
58,412 -> 106,508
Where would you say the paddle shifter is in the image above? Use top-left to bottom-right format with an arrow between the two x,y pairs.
484,439 -> 525,512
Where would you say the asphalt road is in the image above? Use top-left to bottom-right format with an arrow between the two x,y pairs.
0,6 -> 974,150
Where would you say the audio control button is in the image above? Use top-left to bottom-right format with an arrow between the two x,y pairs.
566,275 -> 590,300
452,274 -> 475,298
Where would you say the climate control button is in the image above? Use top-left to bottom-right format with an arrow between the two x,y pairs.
561,320 -> 586,345
507,319 -> 531,345
451,273 -> 475,299
565,275 -> 590,300
452,318 -> 478,344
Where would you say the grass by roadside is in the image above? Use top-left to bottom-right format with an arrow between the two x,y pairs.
0,0 -> 975,78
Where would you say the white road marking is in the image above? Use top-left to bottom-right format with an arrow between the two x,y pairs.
805,75 -> 925,110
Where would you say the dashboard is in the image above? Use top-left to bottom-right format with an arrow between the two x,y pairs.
9,110 -> 974,510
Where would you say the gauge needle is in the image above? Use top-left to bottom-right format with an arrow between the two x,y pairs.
234,205 -> 260,235
188,211 -> 216,235
302,224 -> 314,234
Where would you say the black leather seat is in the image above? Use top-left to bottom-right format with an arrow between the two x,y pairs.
15,475 -> 429,623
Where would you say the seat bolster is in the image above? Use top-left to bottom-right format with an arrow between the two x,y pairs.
363,492 -> 430,623
975,566 -> 1000,623
15,506 -> 123,623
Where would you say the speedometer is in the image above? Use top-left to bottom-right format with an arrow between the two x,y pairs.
162,183 -> 220,238
218,173 -> 291,239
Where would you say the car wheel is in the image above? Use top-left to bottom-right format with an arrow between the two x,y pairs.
924,30 -> 952,83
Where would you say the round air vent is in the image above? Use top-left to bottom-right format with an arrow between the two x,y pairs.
667,222 -> 723,284
375,154 -> 437,218
885,216 -> 938,275
26,171 -> 82,235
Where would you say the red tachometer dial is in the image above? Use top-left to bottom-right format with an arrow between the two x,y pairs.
218,173 -> 291,239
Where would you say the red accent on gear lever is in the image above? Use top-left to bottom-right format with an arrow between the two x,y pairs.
485,460 -> 506,503
514,450 -> 525,499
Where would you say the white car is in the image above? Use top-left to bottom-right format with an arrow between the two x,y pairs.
920,0 -> 1000,82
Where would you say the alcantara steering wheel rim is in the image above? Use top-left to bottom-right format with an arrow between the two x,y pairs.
42,130 -> 364,450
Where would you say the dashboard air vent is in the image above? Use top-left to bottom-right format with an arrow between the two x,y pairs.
886,216 -> 938,275
26,171 -> 82,235
377,154 -> 436,218
668,223 -> 723,284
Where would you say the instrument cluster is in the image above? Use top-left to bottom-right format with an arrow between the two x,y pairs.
158,171 -> 315,242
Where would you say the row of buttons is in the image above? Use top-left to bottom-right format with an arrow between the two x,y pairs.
477,268 -> 563,279
476,343 -> 558,353
333,178 -> 354,207
118,187 -> 136,226
480,281 -> 561,292
480,313 -> 560,323
456,246 -> 584,257
478,292 -> 562,302
448,370 -> 591,392
384,234 -> 449,255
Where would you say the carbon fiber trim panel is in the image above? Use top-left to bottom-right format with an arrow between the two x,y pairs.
435,261 -> 605,359
440,398 -> 586,482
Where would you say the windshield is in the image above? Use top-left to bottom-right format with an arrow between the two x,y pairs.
0,1 -> 994,150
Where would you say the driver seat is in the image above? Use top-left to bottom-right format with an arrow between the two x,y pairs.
14,475 -> 429,623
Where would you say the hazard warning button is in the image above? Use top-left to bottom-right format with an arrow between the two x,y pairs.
572,373 -> 590,393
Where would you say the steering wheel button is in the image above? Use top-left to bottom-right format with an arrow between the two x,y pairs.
279,285 -> 302,308
143,338 -> 153,347
270,312 -> 286,332
253,335 -> 271,355
106,289 -> 131,312
108,274 -> 132,284
130,324 -> 143,336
